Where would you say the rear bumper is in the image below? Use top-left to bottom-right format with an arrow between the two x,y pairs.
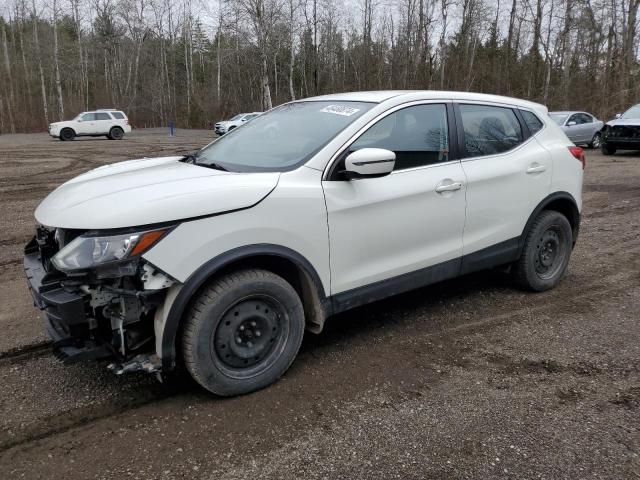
24,240 -> 112,363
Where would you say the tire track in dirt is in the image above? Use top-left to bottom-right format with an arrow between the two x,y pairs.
0,341 -> 52,364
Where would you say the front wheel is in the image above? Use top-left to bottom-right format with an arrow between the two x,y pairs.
589,132 -> 601,149
512,210 -> 573,292
60,128 -> 75,141
601,144 -> 616,155
182,269 -> 305,396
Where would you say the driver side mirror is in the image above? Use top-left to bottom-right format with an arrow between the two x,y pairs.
615,113 -> 622,119
566,121 -> 577,126
344,148 -> 396,179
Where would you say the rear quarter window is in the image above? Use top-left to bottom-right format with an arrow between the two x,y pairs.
111,112 -> 125,119
520,110 -> 544,134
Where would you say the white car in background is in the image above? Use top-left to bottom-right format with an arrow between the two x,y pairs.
214,112 -> 262,135
48,109 -> 131,141
26,91 -> 583,397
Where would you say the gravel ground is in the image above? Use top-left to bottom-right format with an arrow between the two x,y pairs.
0,130 -> 638,479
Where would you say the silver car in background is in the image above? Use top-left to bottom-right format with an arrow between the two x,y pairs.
549,111 -> 604,148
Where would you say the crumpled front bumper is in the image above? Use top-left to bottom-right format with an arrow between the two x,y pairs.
602,125 -> 640,148
23,238 -> 112,363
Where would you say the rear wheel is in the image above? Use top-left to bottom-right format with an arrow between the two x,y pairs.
108,127 -> 124,140
601,144 -> 616,155
182,269 -> 305,396
512,210 -> 573,292
589,132 -> 601,149
60,128 -> 75,141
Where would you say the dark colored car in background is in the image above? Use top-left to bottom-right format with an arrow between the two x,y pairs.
600,104 -> 640,155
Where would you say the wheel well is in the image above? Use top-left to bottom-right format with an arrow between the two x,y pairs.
543,198 -> 580,242
211,255 -> 328,334
110,126 -> 123,132
61,127 -> 75,135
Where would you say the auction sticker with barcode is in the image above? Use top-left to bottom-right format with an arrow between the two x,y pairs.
320,105 -> 360,116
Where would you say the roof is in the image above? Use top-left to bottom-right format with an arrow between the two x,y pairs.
302,91 -> 408,103
300,90 -> 547,111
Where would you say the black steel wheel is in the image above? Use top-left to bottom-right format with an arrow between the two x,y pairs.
213,295 -> 290,378
533,226 -> 567,280
182,269 -> 305,396
512,210 -> 573,291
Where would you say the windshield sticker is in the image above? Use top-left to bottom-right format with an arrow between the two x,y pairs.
320,105 -> 360,117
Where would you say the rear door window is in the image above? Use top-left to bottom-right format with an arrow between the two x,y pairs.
567,113 -> 591,125
95,112 -> 111,120
349,103 -> 450,170
576,113 -> 592,124
459,104 -> 523,158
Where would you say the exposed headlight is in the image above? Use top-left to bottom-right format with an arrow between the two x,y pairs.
52,228 -> 169,272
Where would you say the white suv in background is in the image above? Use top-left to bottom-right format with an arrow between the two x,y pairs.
214,112 -> 262,135
48,109 -> 131,141
25,91 -> 583,396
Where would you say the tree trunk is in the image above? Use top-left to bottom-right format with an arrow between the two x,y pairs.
31,0 -> 49,127
52,0 -> 64,120
1,23 -> 16,133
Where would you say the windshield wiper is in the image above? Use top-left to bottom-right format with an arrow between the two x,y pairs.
181,153 -> 199,164
182,153 -> 228,171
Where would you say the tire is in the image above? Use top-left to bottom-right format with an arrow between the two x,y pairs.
228,126 -> 236,132
512,210 -> 573,292
108,127 -> 124,140
589,132 -> 601,149
182,269 -> 305,396
601,144 -> 616,155
60,128 -> 75,141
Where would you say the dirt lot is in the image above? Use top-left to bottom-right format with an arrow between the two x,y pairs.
0,129 -> 639,479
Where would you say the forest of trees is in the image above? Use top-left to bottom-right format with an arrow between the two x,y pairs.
0,0 -> 639,133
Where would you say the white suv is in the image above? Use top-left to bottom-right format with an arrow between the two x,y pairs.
214,112 -> 262,135
25,91 -> 583,396
48,109 -> 131,141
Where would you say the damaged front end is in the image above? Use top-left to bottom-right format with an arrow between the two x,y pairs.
24,225 -> 176,375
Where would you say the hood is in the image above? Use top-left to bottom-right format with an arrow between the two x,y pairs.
50,121 -> 71,127
35,156 -> 280,229
606,118 -> 640,127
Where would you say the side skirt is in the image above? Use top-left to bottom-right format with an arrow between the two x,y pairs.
330,237 -> 520,315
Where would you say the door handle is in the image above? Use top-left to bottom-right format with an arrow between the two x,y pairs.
435,181 -> 463,193
526,164 -> 547,174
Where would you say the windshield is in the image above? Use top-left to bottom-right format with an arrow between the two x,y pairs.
229,114 -> 244,121
549,113 -> 568,125
196,101 -> 374,172
621,105 -> 640,119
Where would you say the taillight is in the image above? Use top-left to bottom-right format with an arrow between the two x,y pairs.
568,146 -> 586,170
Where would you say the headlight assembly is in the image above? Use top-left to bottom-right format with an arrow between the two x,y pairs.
52,228 -> 169,272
